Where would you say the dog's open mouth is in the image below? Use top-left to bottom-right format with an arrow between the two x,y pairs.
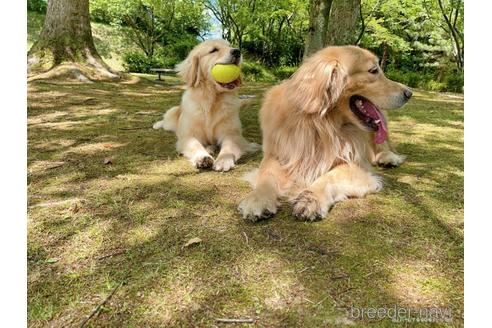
218,78 -> 241,90
349,95 -> 388,144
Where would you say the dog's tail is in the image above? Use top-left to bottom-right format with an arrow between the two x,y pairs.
153,106 -> 181,132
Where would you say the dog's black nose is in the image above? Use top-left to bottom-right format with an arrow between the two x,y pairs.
403,89 -> 413,100
231,48 -> 241,58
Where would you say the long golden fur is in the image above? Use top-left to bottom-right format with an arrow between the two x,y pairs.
239,45 -> 412,222
153,39 -> 257,171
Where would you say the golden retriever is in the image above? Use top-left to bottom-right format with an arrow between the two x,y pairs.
238,45 -> 412,222
153,39 -> 258,171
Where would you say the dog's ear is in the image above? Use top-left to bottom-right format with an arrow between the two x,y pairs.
287,58 -> 346,115
176,55 -> 201,87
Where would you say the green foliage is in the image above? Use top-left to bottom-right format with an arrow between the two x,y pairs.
157,36 -> 199,62
242,62 -> 297,82
123,51 -> 178,73
90,0 -> 208,58
28,11 -> 46,50
206,0 -> 308,67
443,72 -> 464,93
123,52 -> 158,73
272,66 -> 297,80
28,0 -> 464,92
122,35 -> 199,73
359,0 -> 464,92
241,61 -> 277,82
425,80 -> 447,92
385,68 -> 463,93
27,0 -> 47,13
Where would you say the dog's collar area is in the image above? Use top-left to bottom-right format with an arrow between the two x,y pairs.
349,95 -> 388,144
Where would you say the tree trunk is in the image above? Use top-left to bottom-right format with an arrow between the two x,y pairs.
380,42 -> 389,71
28,0 -> 119,81
304,0 -> 332,58
324,0 -> 360,46
304,0 -> 360,58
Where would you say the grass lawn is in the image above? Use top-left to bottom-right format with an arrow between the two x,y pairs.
27,76 -> 463,327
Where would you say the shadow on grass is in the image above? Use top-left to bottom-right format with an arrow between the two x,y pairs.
27,81 -> 463,327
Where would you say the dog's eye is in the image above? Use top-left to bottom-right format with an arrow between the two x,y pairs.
369,67 -> 379,74
209,48 -> 218,54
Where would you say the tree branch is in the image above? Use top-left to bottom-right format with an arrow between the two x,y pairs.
437,0 -> 463,69
356,0 -> 381,45
80,281 -> 124,327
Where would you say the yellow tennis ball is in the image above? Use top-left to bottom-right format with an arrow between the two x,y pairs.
211,64 -> 241,84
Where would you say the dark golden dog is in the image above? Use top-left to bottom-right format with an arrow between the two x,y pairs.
239,45 -> 412,221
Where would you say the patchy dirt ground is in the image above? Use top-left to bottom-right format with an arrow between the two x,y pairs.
27,75 -> 463,327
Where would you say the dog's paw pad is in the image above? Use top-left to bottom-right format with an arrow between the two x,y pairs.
292,190 -> 323,222
195,156 -> 214,169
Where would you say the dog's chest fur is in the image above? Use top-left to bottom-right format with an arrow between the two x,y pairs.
190,90 -> 240,145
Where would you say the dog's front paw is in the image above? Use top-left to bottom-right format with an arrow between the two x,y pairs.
292,190 -> 325,222
194,155 -> 214,170
238,193 -> 277,222
375,151 -> 406,168
213,154 -> 235,172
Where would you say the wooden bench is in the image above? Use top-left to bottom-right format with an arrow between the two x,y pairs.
150,68 -> 177,81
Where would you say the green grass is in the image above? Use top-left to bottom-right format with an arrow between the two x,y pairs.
27,77 -> 463,327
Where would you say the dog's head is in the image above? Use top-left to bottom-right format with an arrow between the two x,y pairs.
176,39 -> 242,92
286,46 -> 412,144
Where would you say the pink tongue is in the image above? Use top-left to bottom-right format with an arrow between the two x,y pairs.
363,100 -> 388,144
374,118 -> 388,144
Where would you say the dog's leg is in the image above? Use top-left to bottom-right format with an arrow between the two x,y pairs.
292,163 -> 382,221
213,136 -> 242,172
373,140 -> 406,168
238,157 -> 285,222
213,135 -> 256,172
177,137 -> 214,169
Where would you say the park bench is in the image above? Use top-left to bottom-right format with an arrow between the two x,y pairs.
150,68 -> 177,81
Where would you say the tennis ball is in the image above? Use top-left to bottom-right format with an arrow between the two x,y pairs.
211,64 -> 241,84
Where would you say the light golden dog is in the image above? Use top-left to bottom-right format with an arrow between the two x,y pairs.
239,45 -> 412,222
153,39 -> 258,171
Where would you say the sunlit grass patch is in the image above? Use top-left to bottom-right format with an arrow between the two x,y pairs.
27,79 -> 463,327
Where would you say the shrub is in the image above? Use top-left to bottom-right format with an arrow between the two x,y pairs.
153,48 -> 181,68
385,69 -> 422,88
123,52 -> 161,73
159,38 -> 199,62
444,72 -> 464,93
273,66 -> 297,80
123,51 -> 179,73
425,80 -> 447,92
241,62 -> 276,82
28,0 -> 47,13
384,68 -> 463,93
